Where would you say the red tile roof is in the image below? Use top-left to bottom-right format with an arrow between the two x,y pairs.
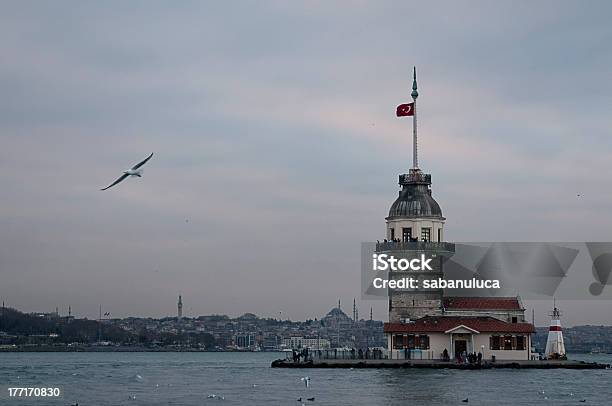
443,297 -> 522,310
384,316 -> 535,334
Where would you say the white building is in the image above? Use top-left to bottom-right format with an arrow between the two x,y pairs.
385,314 -> 534,361
282,336 -> 330,350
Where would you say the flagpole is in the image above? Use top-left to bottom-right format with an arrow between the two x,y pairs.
411,66 -> 419,169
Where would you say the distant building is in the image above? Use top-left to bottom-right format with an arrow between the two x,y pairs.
30,312 -> 60,321
262,334 -> 282,351
321,307 -> 353,330
283,336 -> 330,350
235,333 -> 255,348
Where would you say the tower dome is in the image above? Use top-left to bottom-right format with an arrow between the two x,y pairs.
387,169 -> 443,219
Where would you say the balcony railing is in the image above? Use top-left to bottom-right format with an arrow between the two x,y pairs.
399,172 -> 431,185
376,241 -> 455,253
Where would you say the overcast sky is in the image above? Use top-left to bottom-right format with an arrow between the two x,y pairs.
1,1 -> 612,326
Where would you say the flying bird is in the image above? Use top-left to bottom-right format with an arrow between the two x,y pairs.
100,153 -> 154,191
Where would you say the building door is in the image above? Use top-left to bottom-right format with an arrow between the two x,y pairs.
455,340 -> 467,358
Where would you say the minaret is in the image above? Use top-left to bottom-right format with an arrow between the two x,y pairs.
379,67 -> 454,322
544,301 -> 566,359
98,304 -> 102,343
177,295 -> 183,319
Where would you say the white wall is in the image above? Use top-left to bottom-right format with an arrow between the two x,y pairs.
386,332 -> 531,361
473,334 -> 529,361
386,218 -> 445,241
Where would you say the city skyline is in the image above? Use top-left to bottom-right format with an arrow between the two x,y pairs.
1,296 -> 374,322
2,2 -> 612,325
0,295 -> 602,329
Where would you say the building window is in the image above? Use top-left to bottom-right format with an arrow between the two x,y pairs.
421,228 -> 431,242
390,228 -> 395,240
419,335 -> 430,350
511,316 -> 517,323
402,228 -> 412,242
395,334 -> 431,350
437,228 -> 441,242
490,335 -> 500,350
503,335 -> 513,350
516,335 -> 525,351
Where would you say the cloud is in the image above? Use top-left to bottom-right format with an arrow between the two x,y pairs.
1,1 -> 612,324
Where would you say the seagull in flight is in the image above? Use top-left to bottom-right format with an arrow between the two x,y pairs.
100,153 -> 154,191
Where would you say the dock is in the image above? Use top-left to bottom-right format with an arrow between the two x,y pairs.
271,359 -> 610,369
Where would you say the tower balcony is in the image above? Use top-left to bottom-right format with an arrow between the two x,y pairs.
399,170 -> 431,186
376,240 -> 455,254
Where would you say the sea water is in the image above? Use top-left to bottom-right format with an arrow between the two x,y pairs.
1,352 -> 611,405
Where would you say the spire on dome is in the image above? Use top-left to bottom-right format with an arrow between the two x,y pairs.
412,66 -> 419,168
411,66 -> 419,99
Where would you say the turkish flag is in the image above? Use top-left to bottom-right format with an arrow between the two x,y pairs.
396,103 -> 415,117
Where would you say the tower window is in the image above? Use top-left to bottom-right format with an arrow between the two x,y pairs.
402,228 -> 412,242
421,228 -> 431,242
437,229 -> 441,242
390,228 -> 395,240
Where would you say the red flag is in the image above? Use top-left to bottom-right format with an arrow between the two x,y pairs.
396,102 -> 414,117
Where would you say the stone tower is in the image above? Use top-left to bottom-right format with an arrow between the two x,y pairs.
378,68 -> 454,322
378,168 -> 453,322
